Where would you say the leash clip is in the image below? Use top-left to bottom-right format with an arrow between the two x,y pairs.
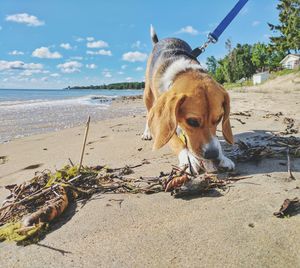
191,33 -> 216,58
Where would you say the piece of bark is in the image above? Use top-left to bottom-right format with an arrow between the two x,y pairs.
273,198 -> 300,218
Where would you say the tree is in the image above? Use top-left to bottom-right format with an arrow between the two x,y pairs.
268,0 -> 300,53
206,56 -> 218,75
251,43 -> 269,71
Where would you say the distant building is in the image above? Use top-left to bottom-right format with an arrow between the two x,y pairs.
253,71 -> 270,85
280,54 -> 300,69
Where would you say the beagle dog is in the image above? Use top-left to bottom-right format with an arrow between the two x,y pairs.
142,26 -> 235,174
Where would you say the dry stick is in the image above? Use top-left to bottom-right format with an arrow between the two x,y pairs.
287,148 -> 295,180
79,116 -> 91,172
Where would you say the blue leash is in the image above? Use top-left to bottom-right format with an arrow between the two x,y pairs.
191,0 -> 249,58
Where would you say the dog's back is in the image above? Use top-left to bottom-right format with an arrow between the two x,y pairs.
147,26 -> 201,93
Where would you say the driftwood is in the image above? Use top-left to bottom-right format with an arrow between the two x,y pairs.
273,198 -> 300,218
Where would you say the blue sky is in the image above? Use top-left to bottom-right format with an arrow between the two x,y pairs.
0,0 -> 279,89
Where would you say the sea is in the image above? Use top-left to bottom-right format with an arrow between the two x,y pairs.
0,88 -> 144,143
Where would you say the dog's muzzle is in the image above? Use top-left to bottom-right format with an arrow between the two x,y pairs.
202,137 -> 220,160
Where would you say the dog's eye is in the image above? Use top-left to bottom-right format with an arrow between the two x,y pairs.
186,118 -> 200,127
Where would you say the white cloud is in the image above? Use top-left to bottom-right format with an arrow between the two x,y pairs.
6,13 -> 44,27
177,26 -> 199,35
117,71 -> 124,75
87,40 -> 108,48
20,69 -> 49,76
252,21 -> 261,27
0,60 -> 43,71
9,50 -> 24,56
57,61 -> 82,73
121,65 -> 127,70
126,77 -> 133,81
60,43 -> 72,50
122,51 -> 147,62
0,26 -> 2,31
75,37 -> 84,42
86,50 -> 112,56
50,73 -> 60,77
86,37 -> 94,41
102,70 -> 112,78
86,64 -> 97,69
135,66 -> 143,71
32,47 -> 62,59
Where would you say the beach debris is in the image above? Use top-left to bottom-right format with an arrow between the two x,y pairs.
227,135 -> 300,162
231,111 -> 252,117
0,130 -> 299,244
273,198 -> 300,218
280,117 -> 298,135
286,148 -> 295,180
0,161 -> 249,244
79,116 -> 91,171
263,112 -> 283,119
232,118 -> 246,125
0,156 -> 8,165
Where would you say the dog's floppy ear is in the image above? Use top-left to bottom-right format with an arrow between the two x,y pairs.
148,92 -> 186,150
222,92 -> 234,144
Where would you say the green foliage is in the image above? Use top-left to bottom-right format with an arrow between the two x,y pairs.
69,82 -> 145,90
251,43 -> 269,71
206,56 -> 218,74
268,0 -> 300,53
207,0 -> 299,84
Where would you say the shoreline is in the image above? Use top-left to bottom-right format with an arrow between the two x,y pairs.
0,94 -> 143,144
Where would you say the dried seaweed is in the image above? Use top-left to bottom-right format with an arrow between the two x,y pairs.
227,135 -> 300,162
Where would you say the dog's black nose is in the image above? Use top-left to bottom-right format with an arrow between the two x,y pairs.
203,148 -> 219,160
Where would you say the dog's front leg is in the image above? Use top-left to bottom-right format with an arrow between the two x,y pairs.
213,137 -> 235,170
168,135 -> 202,175
141,121 -> 152,140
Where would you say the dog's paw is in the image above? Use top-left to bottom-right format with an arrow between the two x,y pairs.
178,148 -> 201,175
218,155 -> 235,170
141,126 -> 152,140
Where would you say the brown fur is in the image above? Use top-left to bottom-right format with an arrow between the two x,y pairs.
144,61 -> 233,158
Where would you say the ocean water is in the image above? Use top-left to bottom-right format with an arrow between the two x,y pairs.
0,88 -> 144,143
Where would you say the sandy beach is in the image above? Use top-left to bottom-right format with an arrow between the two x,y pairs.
0,75 -> 300,267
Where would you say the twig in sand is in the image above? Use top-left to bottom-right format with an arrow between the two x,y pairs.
68,158 -> 75,167
287,148 -> 295,180
79,116 -> 91,171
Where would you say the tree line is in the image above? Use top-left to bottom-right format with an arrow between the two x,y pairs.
206,0 -> 299,84
69,82 -> 145,90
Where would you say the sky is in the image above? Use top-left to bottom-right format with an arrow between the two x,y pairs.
0,0 -> 279,89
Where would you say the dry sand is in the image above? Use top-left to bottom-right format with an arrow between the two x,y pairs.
0,79 -> 300,267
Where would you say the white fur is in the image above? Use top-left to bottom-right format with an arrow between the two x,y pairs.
150,25 -> 156,41
209,136 -> 235,170
160,58 -> 203,92
178,148 -> 202,174
141,123 -> 152,140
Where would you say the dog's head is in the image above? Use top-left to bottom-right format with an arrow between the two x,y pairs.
148,72 -> 233,160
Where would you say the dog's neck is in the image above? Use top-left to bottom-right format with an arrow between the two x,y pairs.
159,58 -> 204,92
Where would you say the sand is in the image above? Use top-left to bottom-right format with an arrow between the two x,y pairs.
0,81 -> 300,267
